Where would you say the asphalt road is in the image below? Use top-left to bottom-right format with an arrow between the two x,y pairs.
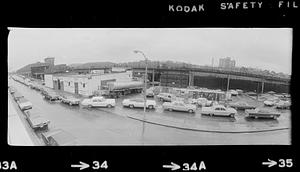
8,78 -> 291,145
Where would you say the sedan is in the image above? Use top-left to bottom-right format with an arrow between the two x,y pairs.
17,97 -> 33,111
41,129 -> 76,146
264,99 -> 279,106
245,108 -> 280,119
190,98 -> 212,107
228,102 -> 256,110
275,100 -> 291,109
13,92 -> 24,101
59,95 -> 80,106
201,105 -> 237,117
163,101 -> 196,113
122,98 -> 156,109
24,109 -> 50,130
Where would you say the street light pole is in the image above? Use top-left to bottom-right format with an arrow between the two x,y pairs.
134,50 -> 148,145
134,50 -> 148,113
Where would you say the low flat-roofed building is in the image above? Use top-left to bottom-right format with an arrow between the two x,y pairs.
44,70 -> 133,96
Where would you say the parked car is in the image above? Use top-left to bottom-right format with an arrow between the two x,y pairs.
236,89 -> 243,95
246,91 -> 257,96
13,92 -> 24,101
122,98 -> 156,109
228,102 -> 256,110
245,108 -> 280,119
41,129 -> 76,146
162,101 -> 196,113
229,89 -> 238,96
41,90 -> 60,101
81,96 -> 115,108
275,100 -> 291,109
9,87 -> 16,94
145,89 -> 155,97
264,99 -> 279,106
59,95 -> 80,106
190,98 -> 212,107
17,97 -> 33,110
28,82 -> 34,88
156,93 -> 175,102
201,105 -> 237,117
24,109 -> 50,130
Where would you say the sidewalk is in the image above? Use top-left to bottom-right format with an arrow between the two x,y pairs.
8,94 -> 35,146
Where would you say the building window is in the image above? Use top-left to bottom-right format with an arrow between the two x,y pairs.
83,83 -> 85,88
69,82 -> 70,86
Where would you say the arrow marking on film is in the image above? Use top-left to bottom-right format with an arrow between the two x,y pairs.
262,159 -> 277,168
163,162 -> 181,171
71,161 -> 90,170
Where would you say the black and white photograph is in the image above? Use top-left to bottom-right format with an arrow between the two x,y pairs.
7,28 -> 292,146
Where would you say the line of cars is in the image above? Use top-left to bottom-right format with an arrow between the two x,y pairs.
11,75 -> 286,120
263,98 -> 291,109
9,78 -> 77,146
156,92 -> 286,119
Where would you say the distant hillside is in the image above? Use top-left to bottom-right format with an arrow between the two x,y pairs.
72,62 -> 116,69
17,62 -> 49,73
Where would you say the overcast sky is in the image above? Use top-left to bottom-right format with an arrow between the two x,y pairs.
8,28 -> 292,74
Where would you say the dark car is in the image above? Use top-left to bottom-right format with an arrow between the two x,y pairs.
41,90 -> 59,101
245,108 -> 280,119
41,129 -> 76,146
24,109 -> 50,130
229,102 -> 256,110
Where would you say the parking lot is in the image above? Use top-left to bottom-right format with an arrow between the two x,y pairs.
8,78 -> 291,145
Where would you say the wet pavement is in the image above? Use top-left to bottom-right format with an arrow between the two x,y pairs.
8,78 -> 291,145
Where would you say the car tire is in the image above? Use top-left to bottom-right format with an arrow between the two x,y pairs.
168,108 -> 173,112
230,113 -> 234,117
88,104 -> 92,108
129,104 -> 134,108
107,104 -> 112,108
188,109 -> 193,113
148,105 -> 154,109
69,102 -> 72,106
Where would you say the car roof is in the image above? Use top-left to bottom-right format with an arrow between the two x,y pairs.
50,132 -> 76,145
214,105 -> 226,108
14,92 -> 23,97
18,97 -> 29,103
130,98 -> 144,101
25,108 -> 42,117
29,116 -> 49,124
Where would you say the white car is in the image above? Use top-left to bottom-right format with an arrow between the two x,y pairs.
163,101 -> 196,113
17,97 -> 33,111
59,95 -> 80,106
145,89 -> 155,97
190,98 -> 212,107
81,96 -> 115,108
122,98 -> 156,109
264,99 -> 279,106
275,100 -> 291,109
229,90 -> 238,96
201,105 -> 237,117
156,93 -> 175,102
